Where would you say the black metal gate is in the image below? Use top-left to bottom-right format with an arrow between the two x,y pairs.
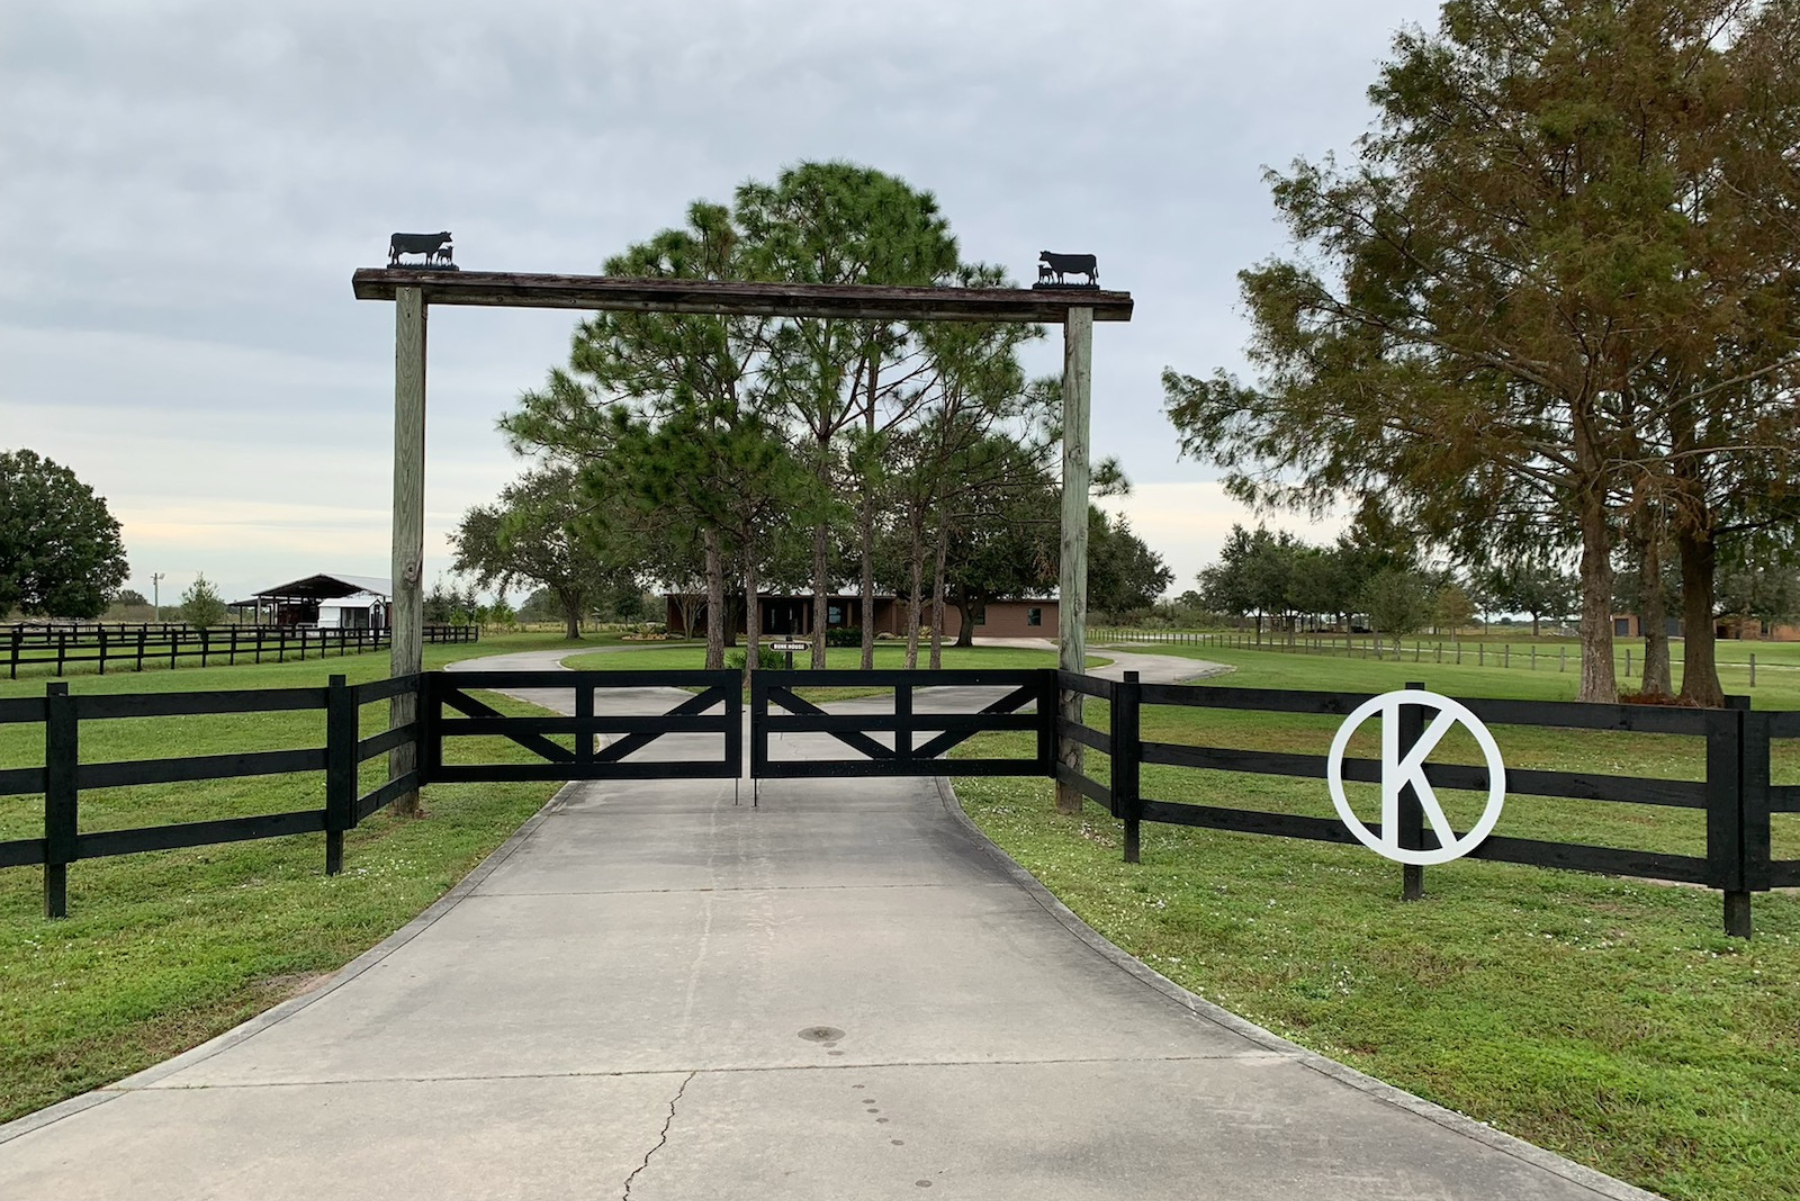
424,670 -> 742,782
749,669 -> 1053,779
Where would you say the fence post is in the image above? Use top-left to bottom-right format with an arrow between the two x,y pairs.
1036,669 -> 1058,776
1625,648 -> 1632,680
575,673 -> 595,765
9,628 -> 19,679
1742,708 -> 1772,907
1398,681 -> 1426,901
1560,646 -> 1566,673
1750,654 -> 1756,688
1707,699 -> 1751,938
44,682 -> 77,918
417,673 -> 441,783
97,627 -> 107,675
1113,671 -> 1142,864
325,674 -> 356,876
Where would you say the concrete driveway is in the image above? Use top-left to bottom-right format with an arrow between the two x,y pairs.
0,648 -> 1658,1200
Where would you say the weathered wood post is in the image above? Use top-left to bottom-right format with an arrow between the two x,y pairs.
1056,306 -> 1093,815
390,285 -> 427,817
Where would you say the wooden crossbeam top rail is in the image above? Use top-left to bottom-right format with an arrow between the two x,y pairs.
352,269 -> 1134,323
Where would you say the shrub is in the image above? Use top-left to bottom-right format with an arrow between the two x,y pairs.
825,626 -> 862,648
180,574 -> 227,631
726,644 -> 787,671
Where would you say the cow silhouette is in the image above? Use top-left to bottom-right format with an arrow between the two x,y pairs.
1038,251 -> 1098,286
389,231 -> 453,267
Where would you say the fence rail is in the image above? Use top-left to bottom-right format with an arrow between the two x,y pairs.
5,623 -> 478,679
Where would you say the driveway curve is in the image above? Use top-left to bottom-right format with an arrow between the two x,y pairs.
0,645 -> 1657,1200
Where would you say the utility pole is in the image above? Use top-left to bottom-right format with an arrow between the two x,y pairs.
151,572 -> 166,620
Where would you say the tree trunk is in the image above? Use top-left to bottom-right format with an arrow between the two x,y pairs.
1638,506 -> 1671,696
560,589 -> 582,640
859,354 -> 879,671
952,585 -> 976,649
1575,483 -> 1618,703
1676,526 -> 1724,707
703,527 -> 725,671
743,535 -> 759,684
811,518 -> 830,669
905,520 -> 923,670
930,520 -> 949,670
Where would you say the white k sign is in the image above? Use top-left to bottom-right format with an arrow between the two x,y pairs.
1328,690 -> 1507,867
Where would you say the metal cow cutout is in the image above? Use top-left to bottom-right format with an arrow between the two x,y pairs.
1036,251 -> 1099,288
389,231 -> 455,268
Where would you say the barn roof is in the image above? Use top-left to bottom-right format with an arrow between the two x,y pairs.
252,573 -> 392,601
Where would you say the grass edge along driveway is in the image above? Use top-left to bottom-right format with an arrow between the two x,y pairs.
954,643 -> 1799,1201
0,633 -> 585,1124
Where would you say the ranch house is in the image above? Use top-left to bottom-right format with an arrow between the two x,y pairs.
663,593 -> 1059,640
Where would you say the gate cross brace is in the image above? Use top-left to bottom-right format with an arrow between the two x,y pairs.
438,686 -> 574,763
764,688 -> 894,760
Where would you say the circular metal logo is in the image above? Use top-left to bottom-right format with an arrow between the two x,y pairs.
1325,690 -> 1506,866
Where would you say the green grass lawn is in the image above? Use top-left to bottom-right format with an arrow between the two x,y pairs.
0,630 -> 592,1123
1094,628 -> 1800,694
957,644 -> 1800,1201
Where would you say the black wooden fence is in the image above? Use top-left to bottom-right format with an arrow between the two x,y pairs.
2,667 -> 1794,935
0,674 -> 421,917
1059,671 -> 1798,938
4,623 -> 478,679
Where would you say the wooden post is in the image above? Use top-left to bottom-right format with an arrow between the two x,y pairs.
1055,307 -> 1093,815
325,674 -> 355,875
1398,681 -> 1426,901
390,285 -> 427,817
1113,671 -> 1142,863
1709,701 -> 1751,938
44,682 -> 77,918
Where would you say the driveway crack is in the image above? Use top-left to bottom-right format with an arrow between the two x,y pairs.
622,1070 -> 696,1200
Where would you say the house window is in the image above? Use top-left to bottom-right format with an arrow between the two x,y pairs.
1614,618 -> 1630,637
1027,607 -> 1042,627
974,607 -> 986,626
828,604 -> 844,626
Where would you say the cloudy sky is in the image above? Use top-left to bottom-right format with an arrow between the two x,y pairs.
1,0 -> 1444,606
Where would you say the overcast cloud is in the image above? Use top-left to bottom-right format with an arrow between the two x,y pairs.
0,0 -> 1444,605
